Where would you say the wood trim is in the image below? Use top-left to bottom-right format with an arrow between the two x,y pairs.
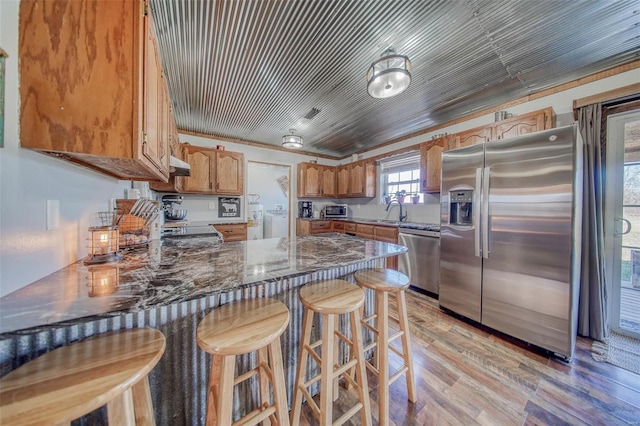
179,129 -> 340,160
572,83 -> 640,119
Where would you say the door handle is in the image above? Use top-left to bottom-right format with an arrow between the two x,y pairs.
474,168 -> 482,258
482,167 -> 490,259
615,217 -> 632,236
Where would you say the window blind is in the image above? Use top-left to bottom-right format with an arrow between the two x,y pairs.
379,151 -> 420,174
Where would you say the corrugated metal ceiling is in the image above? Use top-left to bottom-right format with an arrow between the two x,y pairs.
149,0 -> 640,158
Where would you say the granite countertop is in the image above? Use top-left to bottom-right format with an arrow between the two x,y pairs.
299,217 -> 440,232
0,234 -> 406,334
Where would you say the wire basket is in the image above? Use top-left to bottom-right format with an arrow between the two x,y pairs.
96,211 -> 122,227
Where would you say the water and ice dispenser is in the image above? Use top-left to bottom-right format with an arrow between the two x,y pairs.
449,190 -> 474,226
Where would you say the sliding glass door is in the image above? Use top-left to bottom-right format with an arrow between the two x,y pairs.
606,109 -> 640,338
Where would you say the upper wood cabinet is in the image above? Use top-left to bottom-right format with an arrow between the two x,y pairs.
297,163 -> 339,198
321,167 -> 337,198
336,160 -> 376,198
454,127 -> 491,149
491,107 -> 554,140
19,0 -> 171,182
179,145 -> 244,195
336,165 -> 350,197
420,137 -> 448,193
421,108 -> 555,193
452,108 -> 555,149
297,163 -> 322,197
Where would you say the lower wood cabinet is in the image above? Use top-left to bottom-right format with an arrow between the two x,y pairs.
215,223 -> 247,242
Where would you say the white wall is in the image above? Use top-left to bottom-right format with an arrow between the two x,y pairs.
0,1 -> 129,297
1,0 -> 637,297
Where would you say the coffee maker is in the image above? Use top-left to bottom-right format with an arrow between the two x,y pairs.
298,201 -> 313,218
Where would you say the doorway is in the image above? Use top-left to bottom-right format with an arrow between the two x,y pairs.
247,161 -> 291,239
605,109 -> 640,339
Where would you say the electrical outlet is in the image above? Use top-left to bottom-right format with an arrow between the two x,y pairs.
208,201 -> 216,210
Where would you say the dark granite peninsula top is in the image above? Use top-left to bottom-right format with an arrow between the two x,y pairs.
0,233 -> 406,334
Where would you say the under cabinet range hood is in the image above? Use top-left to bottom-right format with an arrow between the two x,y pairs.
169,155 -> 191,176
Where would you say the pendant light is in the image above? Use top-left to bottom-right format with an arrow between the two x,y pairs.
366,48 -> 412,99
282,129 -> 303,149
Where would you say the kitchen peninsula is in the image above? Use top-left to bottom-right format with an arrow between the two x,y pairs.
0,234 -> 406,425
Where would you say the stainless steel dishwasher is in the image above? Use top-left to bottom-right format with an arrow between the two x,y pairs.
397,224 -> 440,296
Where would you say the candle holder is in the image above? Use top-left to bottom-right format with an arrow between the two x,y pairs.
86,265 -> 119,297
84,225 -> 121,265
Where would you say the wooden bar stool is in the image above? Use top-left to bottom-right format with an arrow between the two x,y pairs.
196,297 -> 290,426
0,328 -> 166,425
354,268 -> 417,426
290,279 -> 372,426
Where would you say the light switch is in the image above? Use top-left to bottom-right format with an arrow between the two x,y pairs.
209,202 -> 216,210
46,200 -> 60,230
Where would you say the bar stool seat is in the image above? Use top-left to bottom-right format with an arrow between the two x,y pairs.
291,279 -> 372,426
354,268 -> 417,426
0,328 -> 166,425
197,297 -> 290,426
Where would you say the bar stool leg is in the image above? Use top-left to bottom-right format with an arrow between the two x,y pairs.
258,346 -> 271,411
351,308 -> 373,426
333,317 -> 341,402
377,290 -> 390,426
320,313 -> 336,426
206,355 -> 222,426
212,355 -> 236,426
268,338 -> 289,426
290,308 -> 314,426
397,290 -> 417,402
107,387 -> 136,425
132,376 -> 156,426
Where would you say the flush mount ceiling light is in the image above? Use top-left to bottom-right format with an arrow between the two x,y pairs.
366,48 -> 412,99
282,129 -> 303,149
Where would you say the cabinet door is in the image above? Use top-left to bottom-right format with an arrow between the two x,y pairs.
492,112 -> 546,140
350,162 -> 365,196
336,165 -> 350,197
215,151 -> 244,195
455,127 -> 490,148
142,17 -> 168,176
298,163 -> 322,197
321,166 -> 336,197
181,146 -> 214,193
423,140 -> 444,193
216,223 -> 247,242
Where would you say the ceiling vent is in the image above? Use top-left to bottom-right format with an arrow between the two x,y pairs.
303,108 -> 321,120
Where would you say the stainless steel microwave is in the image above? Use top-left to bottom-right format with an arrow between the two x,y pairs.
324,204 -> 348,218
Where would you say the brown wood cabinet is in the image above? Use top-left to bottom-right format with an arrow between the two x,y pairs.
297,163 -> 336,198
296,219 -> 333,236
422,108 -> 555,193
336,160 -> 376,198
179,145 -> 244,195
454,127 -> 492,149
19,0 -> 171,182
420,136 -> 449,193
299,160 -> 375,198
215,223 -> 247,242
491,108 -> 553,140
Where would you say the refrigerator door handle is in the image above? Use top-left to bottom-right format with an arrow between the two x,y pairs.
474,168 -> 482,257
482,166 -> 491,259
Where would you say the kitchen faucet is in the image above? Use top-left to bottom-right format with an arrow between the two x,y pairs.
385,199 -> 407,222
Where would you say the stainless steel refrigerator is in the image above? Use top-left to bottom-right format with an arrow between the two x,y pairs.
439,125 -> 583,359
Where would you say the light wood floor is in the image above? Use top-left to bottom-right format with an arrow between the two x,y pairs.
298,290 -> 640,425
